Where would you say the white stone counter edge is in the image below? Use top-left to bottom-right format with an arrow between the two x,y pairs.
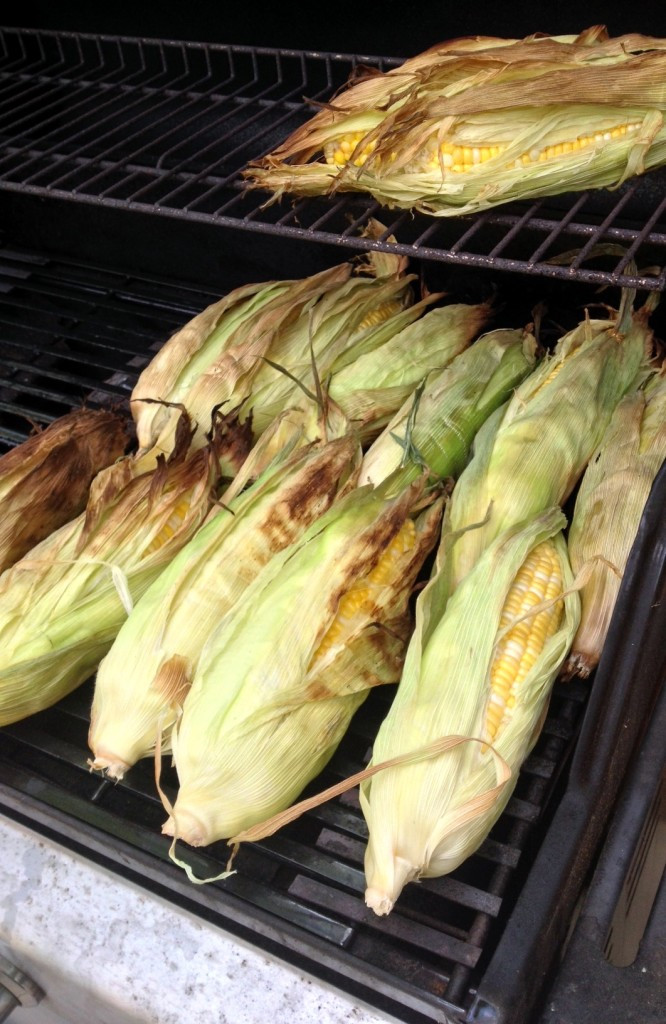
0,815 -> 402,1024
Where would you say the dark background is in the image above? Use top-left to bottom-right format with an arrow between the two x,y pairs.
5,2 -> 666,56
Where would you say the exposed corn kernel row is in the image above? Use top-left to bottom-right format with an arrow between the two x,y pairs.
325,122 -> 642,174
422,142 -> 507,173
356,299 -> 406,333
311,519 -> 417,664
484,540 -> 563,744
141,497 -> 192,556
324,131 -> 379,168
508,122 -> 642,170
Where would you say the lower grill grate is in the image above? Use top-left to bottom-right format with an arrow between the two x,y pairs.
0,676 -> 587,1023
0,242 -> 592,1022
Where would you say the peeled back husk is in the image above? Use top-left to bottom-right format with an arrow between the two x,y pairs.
88,433 -> 360,778
361,508 -> 579,915
164,475 -> 443,848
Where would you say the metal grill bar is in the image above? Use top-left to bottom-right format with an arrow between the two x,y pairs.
0,27 -> 664,291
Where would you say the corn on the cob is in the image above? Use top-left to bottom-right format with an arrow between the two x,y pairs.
361,508 -> 579,915
88,434 -> 360,778
564,369 -> 666,678
0,409 -> 128,573
163,476 -> 443,848
444,301 -> 652,593
237,268 -> 419,438
327,300 -> 491,439
0,425 -> 223,727
246,28 -> 666,216
131,245 -> 415,467
360,327 -> 538,486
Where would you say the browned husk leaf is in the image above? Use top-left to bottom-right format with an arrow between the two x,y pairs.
0,409 -> 129,572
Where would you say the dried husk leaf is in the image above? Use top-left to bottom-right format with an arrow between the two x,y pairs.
0,409 -> 129,572
564,369 -> 666,677
132,265 -> 353,459
132,281 -> 287,451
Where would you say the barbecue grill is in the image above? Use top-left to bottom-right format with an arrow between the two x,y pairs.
0,22 -> 664,1024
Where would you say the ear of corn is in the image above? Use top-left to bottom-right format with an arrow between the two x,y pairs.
360,327 -> 538,487
0,409 -> 129,573
88,434 -> 360,777
235,268 -> 417,438
327,300 -> 492,439
360,507 -> 579,915
564,368 -> 666,677
132,280 -> 289,453
163,477 -> 443,848
246,29 -> 666,216
0,430 -> 223,727
132,265 -> 355,466
131,241 -> 414,468
444,304 -> 652,592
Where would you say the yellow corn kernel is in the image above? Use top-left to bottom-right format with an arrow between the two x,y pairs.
356,299 -> 405,332
142,497 -> 192,556
483,540 -> 563,744
312,520 -> 416,663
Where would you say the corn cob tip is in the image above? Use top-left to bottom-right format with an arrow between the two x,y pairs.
364,856 -> 419,916
561,650 -> 596,680
88,753 -> 131,780
365,889 -> 395,917
162,810 -> 209,847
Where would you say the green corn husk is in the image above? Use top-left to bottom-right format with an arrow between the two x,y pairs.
246,28 -> 666,217
360,327 -> 538,486
564,368 -> 666,678
132,266 -> 349,464
131,244 -> 417,467
163,475 -> 443,849
88,434 -> 360,778
360,508 -> 579,915
327,300 -> 492,439
0,409 -> 129,573
237,267 -> 422,437
444,301 -> 653,593
0,426 -> 224,727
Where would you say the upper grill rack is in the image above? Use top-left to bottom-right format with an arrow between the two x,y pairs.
1,26 -> 665,291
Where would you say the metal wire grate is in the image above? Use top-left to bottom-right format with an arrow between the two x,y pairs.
1,26 -> 665,291
0,243 -> 590,1023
